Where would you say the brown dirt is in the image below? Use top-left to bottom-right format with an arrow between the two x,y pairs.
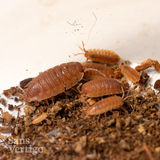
0,63 -> 160,160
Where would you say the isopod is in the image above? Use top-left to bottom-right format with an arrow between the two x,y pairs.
74,41 -> 120,65
84,62 -> 114,79
81,77 -> 124,97
84,96 -> 124,116
121,65 -> 140,82
23,62 -> 84,102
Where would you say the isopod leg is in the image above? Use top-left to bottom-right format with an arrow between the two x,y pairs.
84,68 -> 106,77
121,86 -> 125,98
77,83 -> 82,94
73,53 -> 85,56
104,112 -> 107,120
77,41 -> 86,52
45,99 -> 50,106
97,114 -> 101,122
82,58 -> 89,66
51,97 -> 54,104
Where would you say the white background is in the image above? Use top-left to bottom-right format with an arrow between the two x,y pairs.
0,0 -> 160,92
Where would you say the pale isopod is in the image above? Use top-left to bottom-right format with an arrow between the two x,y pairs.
85,96 -> 124,116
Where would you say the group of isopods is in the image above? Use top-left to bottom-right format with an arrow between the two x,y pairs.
23,42 -> 160,117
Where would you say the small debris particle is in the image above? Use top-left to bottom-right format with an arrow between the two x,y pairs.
14,97 -> 19,102
0,134 -> 7,139
0,98 -> 7,107
124,60 -> 131,65
74,135 -> 87,154
125,117 -> 131,127
138,124 -> 146,135
116,118 -> 122,129
86,98 -> 96,105
152,60 -> 160,71
32,112 -> 48,124
138,71 -> 149,87
154,79 -> 160,89
8,104 -> 14,110
0,126 -> 11,133
119,139 -> 130,150
0,117 -> 4,123
2,112 -> 14,124
20,78 -> 33,89
155,147 -> 160,153
135,59 -> 152,71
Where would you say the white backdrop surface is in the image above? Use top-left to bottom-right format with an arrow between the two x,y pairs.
0,0 -> 160,92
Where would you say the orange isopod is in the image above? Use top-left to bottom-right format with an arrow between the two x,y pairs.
81,77 -> 123,97
121,65 -> 140,82
85,96 -> 124,115
23,62 -> 84,102
84,62 -> 114,79
75,41 -> 120,65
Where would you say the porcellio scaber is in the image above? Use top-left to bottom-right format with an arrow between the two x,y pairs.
23,62 -> 84,102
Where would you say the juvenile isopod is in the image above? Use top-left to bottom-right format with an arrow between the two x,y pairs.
80,77 -> 124,97
84,62 -> 114,79
23,62 -> 84,102
74,41 -> 120,65
84,96 -> 124,116
121,65 -> 140,82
